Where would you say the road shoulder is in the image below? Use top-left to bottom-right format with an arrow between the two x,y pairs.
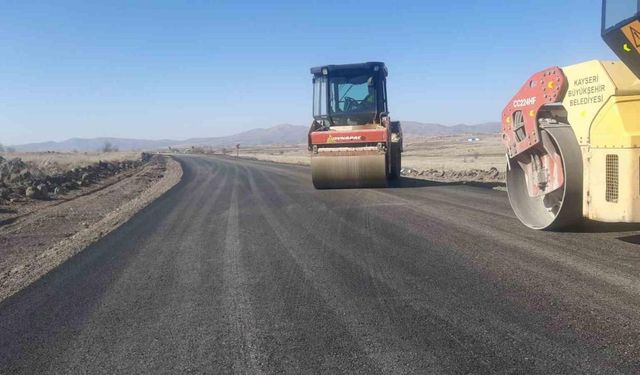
0,155 -> 183,302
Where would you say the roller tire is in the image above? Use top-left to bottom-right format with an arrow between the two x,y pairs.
389,144 -> 402,180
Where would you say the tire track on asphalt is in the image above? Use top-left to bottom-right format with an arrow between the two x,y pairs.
54,158 -> 230,373
250,162 -> 625,374
251,166 -> 514,373
222,164 -> 264,375
232,163 -> 382,373
244,165 -> 448,374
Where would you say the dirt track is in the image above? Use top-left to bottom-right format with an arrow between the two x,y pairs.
1,155 -> 640,374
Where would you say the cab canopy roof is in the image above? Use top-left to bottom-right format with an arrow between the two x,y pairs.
310,62 -> 387,77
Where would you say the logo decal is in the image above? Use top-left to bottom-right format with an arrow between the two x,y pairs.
513,97 -> 536,108
326,135 -> 365,143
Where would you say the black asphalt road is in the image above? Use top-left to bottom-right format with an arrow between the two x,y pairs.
2,155 -> 640,374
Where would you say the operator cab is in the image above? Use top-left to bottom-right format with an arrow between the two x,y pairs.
311,62 -> 388,127
602,0 -> 640,78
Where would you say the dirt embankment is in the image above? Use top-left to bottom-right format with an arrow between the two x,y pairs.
0,153 -> 146,204
0,154 -> 182,302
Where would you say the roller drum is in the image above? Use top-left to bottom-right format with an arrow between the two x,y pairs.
311,150 -> 387,189
506,126 -> 583,230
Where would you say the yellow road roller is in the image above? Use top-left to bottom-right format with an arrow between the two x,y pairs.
308,62 -> 402,189
502,0 -> 640,229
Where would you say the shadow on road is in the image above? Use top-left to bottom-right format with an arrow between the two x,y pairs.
562,220 -> 640,234
618,234 -> 640,245
388,177 -> 504,190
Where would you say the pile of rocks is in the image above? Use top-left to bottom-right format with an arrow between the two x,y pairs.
400,167 -> 505,183
0,155 -> 147,204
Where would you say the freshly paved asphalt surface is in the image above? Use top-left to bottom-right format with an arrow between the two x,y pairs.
1,155 -> 640,374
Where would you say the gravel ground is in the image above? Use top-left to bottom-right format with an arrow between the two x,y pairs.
0,156 -> 182,302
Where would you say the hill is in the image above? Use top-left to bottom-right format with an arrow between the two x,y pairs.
11,137 -> 176,153
176,124 -> 308,148
9,121 -> 501,152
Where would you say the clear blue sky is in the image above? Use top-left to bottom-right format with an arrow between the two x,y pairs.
0,0 -> 614,145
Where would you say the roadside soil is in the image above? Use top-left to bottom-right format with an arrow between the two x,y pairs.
209,133 -> 506,185
0,156 -> 182,302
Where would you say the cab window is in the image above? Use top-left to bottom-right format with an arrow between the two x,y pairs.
604,0 -> 639,30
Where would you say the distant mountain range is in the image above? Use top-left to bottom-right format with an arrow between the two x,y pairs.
9,121 -> 501,152
175,124 -> 308,148
10,137 -> 178,153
